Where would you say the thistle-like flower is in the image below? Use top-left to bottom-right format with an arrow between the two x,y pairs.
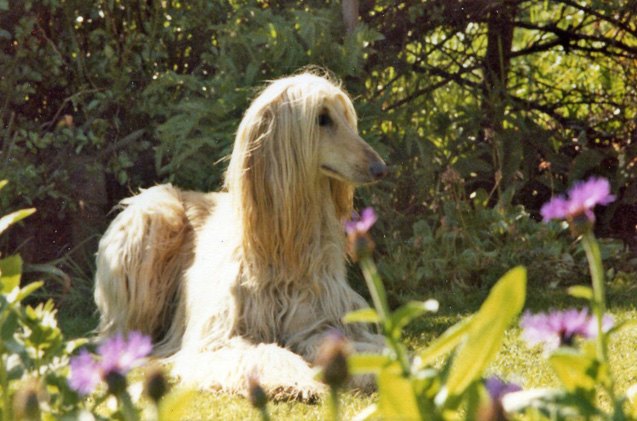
315,330 -> 351,390
540,177 -> 615,225
345,207 -> 377,261
520,308 -> 613,352
68,331 -> 152,396
478,376 -> 521,421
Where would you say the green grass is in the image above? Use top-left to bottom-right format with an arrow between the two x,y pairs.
58,274 -> 637,420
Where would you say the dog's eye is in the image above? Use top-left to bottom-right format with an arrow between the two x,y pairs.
318,113 -> 332,127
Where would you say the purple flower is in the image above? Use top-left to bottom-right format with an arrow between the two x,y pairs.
345,208 -> 378,261
485,376 -> 522,401
540,177 -> 615,223
68,331 -> 152,396
345,207 -> 377,235
520,308 -> 613,352
99,331 -> 153,374
69,349 -> 101,396
481,377 -> 521,421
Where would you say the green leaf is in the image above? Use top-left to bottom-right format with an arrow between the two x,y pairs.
348,354 -> 390,375
0,255 -> 23,293
441,266 -> 527,400
567,285 -> 593,301
549,348 -> 601,392
0,208 -> 36,236
343,308 -> 380,324
0,180 -> 7,190
389,299 -> 439,338
13,281 -> 43,303
377,365 -> 422,419
417,316 -> 474,368
158,389 -> 199,421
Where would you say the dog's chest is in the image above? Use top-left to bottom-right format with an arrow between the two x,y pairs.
236,284 -> 324,343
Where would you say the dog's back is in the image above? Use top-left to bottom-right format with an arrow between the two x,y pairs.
94,184 -> 216,353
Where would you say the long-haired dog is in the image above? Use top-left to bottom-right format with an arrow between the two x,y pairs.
94,72 -> 387,401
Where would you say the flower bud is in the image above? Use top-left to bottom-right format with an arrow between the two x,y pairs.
144,365 -> 169,403
347,232 -> 375,262
315,330 -> 351,389
247,375 -> 268,410
13,382 -> 41,421
104,370 -> 127,396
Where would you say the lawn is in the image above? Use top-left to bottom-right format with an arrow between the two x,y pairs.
57,271 -> 637,420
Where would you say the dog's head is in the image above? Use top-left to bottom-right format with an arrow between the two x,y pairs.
226,72 -> 386,275
227,72 -> 386,195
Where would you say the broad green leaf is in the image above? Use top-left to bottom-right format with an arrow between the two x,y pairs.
389,299 -> 439,338
13,281 -> 43,303
158,389 -> 199,421
377,365 -> 421,419
567,285 -> 593,301
549,349 -> 602,392
343,308 -> 380,324
348,353 -> 390,375
0,255 -> 23,293
442,266 -> 526,399
0,208 -> 36,236
0,180 -> 7,190
417,316 -> 474,368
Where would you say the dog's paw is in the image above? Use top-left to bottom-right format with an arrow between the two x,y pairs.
250,380 -> 326,403
349,373 -> 377,393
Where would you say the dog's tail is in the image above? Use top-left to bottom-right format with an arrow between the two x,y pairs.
94,184 -> 192,353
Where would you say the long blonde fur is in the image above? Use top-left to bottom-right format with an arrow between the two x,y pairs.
94,71 -> 387,401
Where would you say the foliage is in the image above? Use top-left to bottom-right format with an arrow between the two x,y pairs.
0,0 -> 381,263
374,187 -> 629,294
0,184 -> 194,420
340,182 -> 637,420
2,1 -> 636,286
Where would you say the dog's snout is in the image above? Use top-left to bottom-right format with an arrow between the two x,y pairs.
369,161 -> 388,180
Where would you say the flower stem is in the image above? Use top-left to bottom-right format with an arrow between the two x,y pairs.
580,230 -> 617,404
259,407 -> 271,421
118,391 -> 139,421
359,255 -> 411,374
359,256 -> 390,324
328,387 -> 339,421
580,230 -> 607,363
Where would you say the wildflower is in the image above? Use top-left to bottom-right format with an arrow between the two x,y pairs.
520,308 -> 613,352
478,376 -> 521,421
315,330 -> 351,390
68,349 -> 102,396
345,207 -> 377,261
13,381 -> 44,421
144,365 -> 169,403
247,374 -> 268,411
98,331 -> 152,375
68,331 -> 152,396
345,207 -> 377,236
540,177 -> 615,223
485,376 -> 522,401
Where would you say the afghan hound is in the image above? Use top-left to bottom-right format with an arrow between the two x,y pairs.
94,72 -> 388,401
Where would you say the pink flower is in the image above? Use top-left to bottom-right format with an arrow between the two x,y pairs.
520,308 -> 613,352
485,376 -> 522,401
68,349 -> 101,396
540,177 -> 615,223
345,207 -> 377,235
68,332 -> 152,396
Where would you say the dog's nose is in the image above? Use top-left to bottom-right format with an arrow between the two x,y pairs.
369,161 -> 388,180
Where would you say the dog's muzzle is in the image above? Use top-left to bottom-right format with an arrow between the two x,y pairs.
369,161 -> 388,180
